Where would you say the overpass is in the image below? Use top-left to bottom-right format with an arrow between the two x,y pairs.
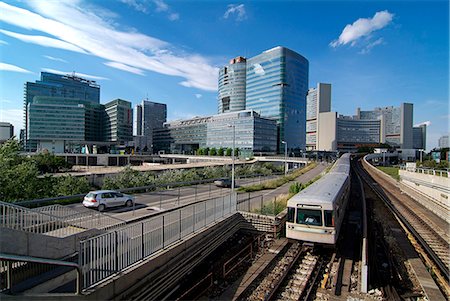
160,154 -> 309,166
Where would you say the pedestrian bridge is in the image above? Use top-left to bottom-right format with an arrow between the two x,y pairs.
159,154 -> 309,166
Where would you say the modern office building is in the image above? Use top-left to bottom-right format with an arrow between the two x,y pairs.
24,72 -> 133,153
0,122 -> 14,143
438,135 -> 449,149
24,72 -> 100,151
133,100 -> 167,152
413,124 -> 427,150
207,110 -> 277,155
104,99 -> 133,144
153,115 -> 211,154
306,83 -> 331,151
336,115 -> 383,152
153,110 -> 277,155
357,103 -> 413,149
245,46 -> 309,151
218,56 -> 247,114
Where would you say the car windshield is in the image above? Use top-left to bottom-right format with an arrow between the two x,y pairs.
296,209 -> 322,226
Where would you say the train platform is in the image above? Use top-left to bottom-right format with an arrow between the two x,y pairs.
218,238 -> 288,301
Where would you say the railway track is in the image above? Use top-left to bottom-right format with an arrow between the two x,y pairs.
357,159 -> 450,294
245,242 -> 322,301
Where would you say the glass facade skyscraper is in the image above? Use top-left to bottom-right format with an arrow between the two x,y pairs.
218,56 -> 247,114
245,46 -> 309,151
133,100 -> 167,152
104,99 -> 133,143
24,72 -> 132,152
24,72 -> 101,151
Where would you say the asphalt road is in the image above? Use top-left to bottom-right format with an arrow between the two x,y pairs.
68,164 -> 327,222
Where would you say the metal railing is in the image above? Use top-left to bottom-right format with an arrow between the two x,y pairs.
0,201 -> 78,236
34,205 -> 126,231
400,166 -> 449,177
79,192 -> 237,289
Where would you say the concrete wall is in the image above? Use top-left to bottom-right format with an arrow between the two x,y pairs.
318,111 -> 337,151
399,169 -> 449,208
0,227 -> 103,259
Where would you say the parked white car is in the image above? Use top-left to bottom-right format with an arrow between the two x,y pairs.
82,190 -> 135,212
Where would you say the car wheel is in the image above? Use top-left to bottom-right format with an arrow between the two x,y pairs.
126,200 -> 133,207
98,204 -> 106,212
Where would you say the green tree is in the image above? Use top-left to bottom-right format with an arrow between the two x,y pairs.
234,147 -> 239,157
217,147 -> 224,156
226,148 -> 232,156
32,152 -> 71,174
210,147 -> 217,156
55,175 -> 90,196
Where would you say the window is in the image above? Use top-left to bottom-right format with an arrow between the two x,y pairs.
287,207 -> 295,223
102,193 -> 113,198
296,209 -> 322,226
324,210 -> 334,227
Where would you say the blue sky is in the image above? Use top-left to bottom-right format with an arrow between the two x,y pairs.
0,0 -> 448,151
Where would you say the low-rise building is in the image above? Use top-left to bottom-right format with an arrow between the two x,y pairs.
0,122 -> 14,143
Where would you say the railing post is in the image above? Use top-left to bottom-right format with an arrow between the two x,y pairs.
204,201 -> 207,227
179,210 -> 182,239
115,231 -> 119,272
162,215 -> 165,248
6,261 -> 11,290
193,205 -> 196,233
141,222 -> 144,260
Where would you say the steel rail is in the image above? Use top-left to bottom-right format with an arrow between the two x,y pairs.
356,159 -> 449,281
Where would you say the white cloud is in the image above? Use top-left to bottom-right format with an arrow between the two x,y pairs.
0,29 -> 87,53
359,37 -> 384,54
104,61 -> 145,75
0,62 -> 32,73
43,55 -> 68,63
0,1 -> 216,90
0,108 -> 23,136
168,13 -> 179,21
195,94 -> 202,99
0,39 -> 8,45
330,10 -> 394,48
120,0 -> 148,13
153,0 -> 168,12
42,68 -> 109,81
414,121 -> 432,127
224,4 -> 247,21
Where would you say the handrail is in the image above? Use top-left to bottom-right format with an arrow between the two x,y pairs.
34,204 -> 126,231
0,201 -> 78,235
0,253 -> 82,294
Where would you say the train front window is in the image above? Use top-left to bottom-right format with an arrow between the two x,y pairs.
287,207 -> 295,223
296,209 -> 322,226
324,210 -> 334,227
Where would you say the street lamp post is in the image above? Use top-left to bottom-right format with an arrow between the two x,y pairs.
282,141 -> 287,175
228,124 -> 236,191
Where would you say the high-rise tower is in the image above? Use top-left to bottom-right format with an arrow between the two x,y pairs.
218,56 -> 247,114
245,47 -> 309,151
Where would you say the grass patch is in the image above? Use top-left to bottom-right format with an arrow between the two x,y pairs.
377,166 -> 400,181
237,162 -> 317,193
253,173 -> 324,215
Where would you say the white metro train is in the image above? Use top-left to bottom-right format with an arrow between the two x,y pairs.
286,153 -> 351,245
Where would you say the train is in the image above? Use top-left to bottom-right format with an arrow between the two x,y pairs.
286,153 -> 351,245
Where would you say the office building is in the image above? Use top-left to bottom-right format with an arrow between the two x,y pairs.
133,100 -> 167,152
104,99 -> 133,144
245,46 -> 309,151
438,135 -> 449,149
357,103 -> 413,148
218,56 -> 247,114
413,124 -> 427,150
207,110 -> 277,155
336,115 -> 382,152
153,115 -> 211,154
317,112 -> 337,151
0,122 -> 14,143
153,110 -> 277,155
24,72 -> 100,151
306,83 -> 331,151
24,72 -> 133,153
